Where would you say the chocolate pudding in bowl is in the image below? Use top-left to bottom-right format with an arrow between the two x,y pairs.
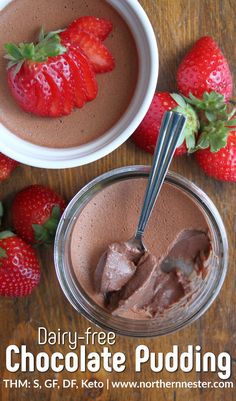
54,166 -> 228,337
0,0 -> 158,168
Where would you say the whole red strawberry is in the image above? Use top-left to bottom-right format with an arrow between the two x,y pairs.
196,130 -> 236,182
177,36 -> 233,102
0,153 -> 18,181
132,92 -> 199,155
0,231 -> 40,296
12,185 -> 66,245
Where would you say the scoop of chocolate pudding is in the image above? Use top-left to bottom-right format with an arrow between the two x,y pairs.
0,0 -> 138,148
70,178 -> 212,320
95,242 -> 142,293
95,229 -> 211,318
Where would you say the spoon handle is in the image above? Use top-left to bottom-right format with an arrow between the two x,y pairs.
135,111 -> 187,240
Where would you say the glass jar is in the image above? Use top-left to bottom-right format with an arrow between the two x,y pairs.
54,166 -> 228,337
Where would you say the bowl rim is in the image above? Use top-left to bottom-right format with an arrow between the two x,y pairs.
0,0 -> 159,168
54,166 -> 229,337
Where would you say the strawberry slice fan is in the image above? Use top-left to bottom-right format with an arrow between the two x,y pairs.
4,16 -> 115,118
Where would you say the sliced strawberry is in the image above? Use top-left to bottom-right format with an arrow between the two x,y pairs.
8,62 -> 55,117
67,45 -> 98,100
61,30 -> 115,73
7,64 -> 38,114
40,64 -> 63,116
48,57 -> 74,114
63,52 -> 86,108
68,16 -> 113,41
32,66 -> 54,117
4,30 -> 73,117
4,25 -> 112,117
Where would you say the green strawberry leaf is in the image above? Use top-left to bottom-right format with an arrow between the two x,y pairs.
38,26 -> 45,42
4,27 -> 67,74
171,98 -> 200,151
195,120 -> 229,153
176,125 -> 186,148
45,29 -> 65,39
0,247 -> 7,259
32,205 -> 62,245
186,133 -> 196,150
209,131 -> 228,152
170,93 -> 187,108
6,60 -> 18,70
12,60 -> 25,77
205,111 -> 217,122
0,231 -> 15,240
196,132 -> 210,150
4,54 -> 17,61
4,43 -> 23,60
226,119 -> 236,126
51,205 -> 61,220
21,43 -> 35,59
184,91 -> 228,121
32,224 -> 49,244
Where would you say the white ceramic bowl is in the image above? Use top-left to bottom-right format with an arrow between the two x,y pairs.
0,0 -> 158,169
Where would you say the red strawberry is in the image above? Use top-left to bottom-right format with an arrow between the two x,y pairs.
12,185 -> 66,245
45,56 -> 75,114
195,129 -> 236,182
65,44 -> 98,101
0,231 -> 40,296
63,52 -> 87,108
177,36 -> 233,102
5,30 -> 76,117
0,153 -> 18,181
5,21 -> 114,116
68,16 -> 113,41
61,30 -> 115,73
132,92 -> 199,156
7,62 -> 39,114
4,27 -> 102,117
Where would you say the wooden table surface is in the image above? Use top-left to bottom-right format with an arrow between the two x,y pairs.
0,0 -> 235,400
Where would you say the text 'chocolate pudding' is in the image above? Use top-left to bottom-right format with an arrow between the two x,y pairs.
70,178 -> 212,320
0,0 -> 138,148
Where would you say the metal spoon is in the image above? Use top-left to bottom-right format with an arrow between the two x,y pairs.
95,111 -> 187,295
128,111 -> 187,253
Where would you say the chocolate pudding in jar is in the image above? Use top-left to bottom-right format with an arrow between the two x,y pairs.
54,167 -> 228,335
0,0 -> 138,148
70,177 -> 212,320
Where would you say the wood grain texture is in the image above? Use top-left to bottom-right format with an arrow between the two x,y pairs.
0,0 -> 235,400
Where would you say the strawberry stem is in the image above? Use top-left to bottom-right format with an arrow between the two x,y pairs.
170,93 -> 200,151
184,91 -> 228,121
4,28 -> 67,75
